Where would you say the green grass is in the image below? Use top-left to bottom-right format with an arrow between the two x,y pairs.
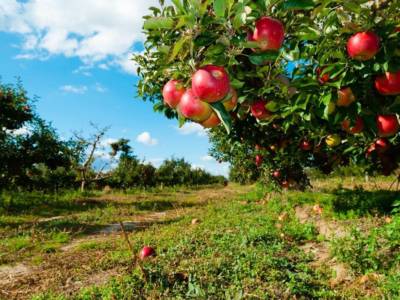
2,181 -> 400,299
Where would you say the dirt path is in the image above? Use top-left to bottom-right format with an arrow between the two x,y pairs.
0,185 -> 251,300
295,205 -> 353,287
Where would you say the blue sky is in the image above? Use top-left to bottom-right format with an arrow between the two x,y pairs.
0,0 -> 229,176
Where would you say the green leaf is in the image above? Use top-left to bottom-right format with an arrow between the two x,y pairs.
210,102 -> 232,134
231,78 -> 245,89
169,36 -> 191,62
266,101 -> 279,112
178,115 -> 186,128
283,0 -> 315,10
213,0 -> 226,18
249,52 -> 279,65
171,0 -> 186,13
143,17 -> 175,30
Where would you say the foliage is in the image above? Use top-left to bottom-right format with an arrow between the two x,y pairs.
134,0 -> 400,189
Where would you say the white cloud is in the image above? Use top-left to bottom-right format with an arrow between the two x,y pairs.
94,83 -> 107,93
176,123 -> 207,137
201,155 -> 214,162
0,0 -> 167,73
60,85 -> 88,94
136,131 -> 158,146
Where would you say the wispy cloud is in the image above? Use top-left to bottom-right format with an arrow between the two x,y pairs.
175,123 -> 207,137
136,131 -> 158,146
0,0 -> 165,73
60,85 -> 88,94
201,155 -> 214,162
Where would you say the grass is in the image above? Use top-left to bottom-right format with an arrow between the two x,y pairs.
1,178 -> 400,299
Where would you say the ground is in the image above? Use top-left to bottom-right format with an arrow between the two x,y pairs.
0,177 -> 399,299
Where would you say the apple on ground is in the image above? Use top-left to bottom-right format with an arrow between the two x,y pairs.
342,117 -> 364,134
337,87 -> 356,107
192,65 -> 230,103
326,134 -> 341,148
376,114 -> 399,137
299,139 -> 313,151
140,246 -> 156,260
375,71 -> 400,95
222,88 -> 238,112
162,80 -> 185,108
251,100 -> 272,120
201,112 -> 221,128
179,89 -> 212,122
251,16 -> 285,51
347,31 -> 380,61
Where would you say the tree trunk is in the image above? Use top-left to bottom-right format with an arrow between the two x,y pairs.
81,180 -> 86,192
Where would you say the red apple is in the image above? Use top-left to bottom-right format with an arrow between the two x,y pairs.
342,117 -> 364,134
281,180 -> 289,189
222,88 -> 238,112
273,170 -> 281,178
375,71 -> 400,96
201,112 -> 221,128
192,65 -> 230,103
139,246 -> 156,260
316,67 -> 331,84
299,140 -> 312,151
347,32 -> 380,61
252,16 -> 285,51
251,100 -> 272,120
162,80 -> 185,108
179,89 -> 212,122
337,87 -> 356,107
377,114 -> 399,137
366,143 -> 376,158
375,138 -> 390,153
255,155 -> 263,167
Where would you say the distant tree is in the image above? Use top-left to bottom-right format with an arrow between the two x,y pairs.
72,125 -> 111,192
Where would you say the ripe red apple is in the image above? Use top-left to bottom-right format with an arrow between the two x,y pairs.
375,138 -> 390,153
281,180 -> 289,189
179,89 -> 212,122
201,112 -> 221,128
299,140 -> 312,151
251,100 -> 272,120
366,143 -> 376,158
255,155 -> 263,167
222,88 -> 238,112
316,67 -> 331,84
192,65 -> 230,103
139,246 -> 156,260
376,114 -> 399,137
273,170 -> 281,178
347,32 -> 380,61
337,87 -> 356,107
375,71 -> 400,96
341,117 -> 364,134
162,80 -> 185,108
252,16 -> 285,51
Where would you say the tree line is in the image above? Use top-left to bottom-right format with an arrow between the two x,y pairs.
0,81 -> 226,192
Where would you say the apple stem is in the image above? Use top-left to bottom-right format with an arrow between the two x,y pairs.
119,221 -> 148,282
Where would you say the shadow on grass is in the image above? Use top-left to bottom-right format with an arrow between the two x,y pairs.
332,188 -> 400,216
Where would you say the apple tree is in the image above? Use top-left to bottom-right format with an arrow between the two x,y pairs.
134,0 -> 400,189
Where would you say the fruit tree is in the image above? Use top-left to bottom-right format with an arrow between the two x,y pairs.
134,0 -> 400,189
